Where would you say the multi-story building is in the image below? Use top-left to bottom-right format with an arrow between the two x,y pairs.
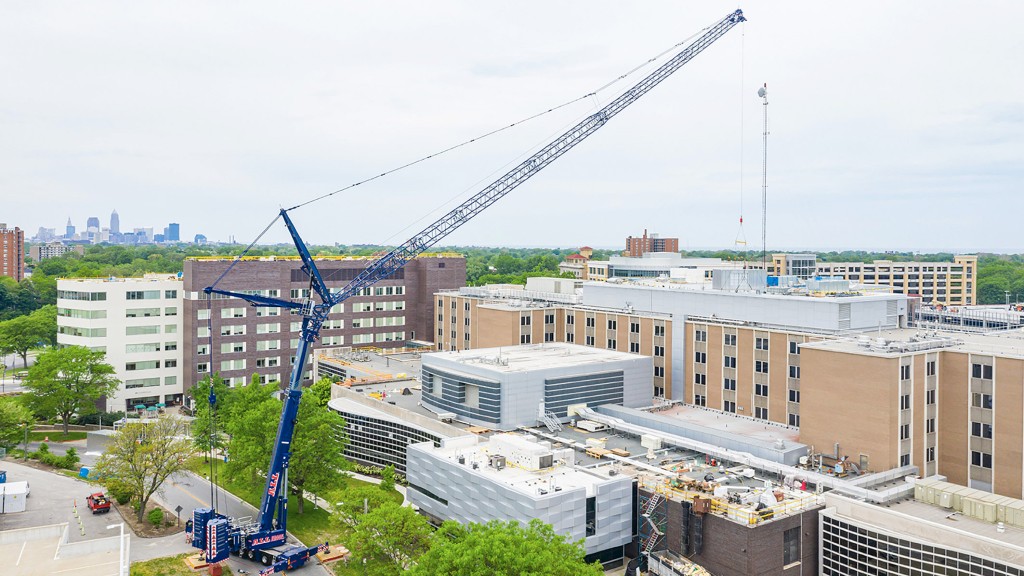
421,343 -> 653,430
435,278 -> 674,397
56,275 -> 184,411
626,229 -> 678,257
1,224 -> 25,281
820,486 -> 1024,575
799,328 -> 1024,498
327,386 -> 472,474
30,242 -> 85,262
408,432 -> 635,566
772,253 -> 978,306
182,254 -> 465,393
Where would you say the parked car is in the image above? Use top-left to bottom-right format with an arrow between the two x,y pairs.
86,492 -> 111,514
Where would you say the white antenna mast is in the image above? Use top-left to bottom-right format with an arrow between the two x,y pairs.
758,83 -> 769,272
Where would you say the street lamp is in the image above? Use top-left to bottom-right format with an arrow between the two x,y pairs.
20,423 -> 28,461
107,523 -> 127,576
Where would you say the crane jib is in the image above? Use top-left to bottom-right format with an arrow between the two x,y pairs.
191,10 -> 744,572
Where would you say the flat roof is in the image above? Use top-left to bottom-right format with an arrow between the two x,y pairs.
585,278 -> 906,303
417,432 -> 623,497
422,343 -> 645,373
803,327 -> 1024,359
652,404 -> 801,445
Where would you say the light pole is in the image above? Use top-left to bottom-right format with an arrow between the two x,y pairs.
107,523 -> 126,576
21,423 -> 28,461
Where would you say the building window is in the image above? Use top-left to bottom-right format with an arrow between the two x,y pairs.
566,332 -> 575,343
926,361 -> 936,376
654,366 -> 665,378
544,332 -> 554,342
755,384 -> 769,397
694,395 -> 706,407
695,352 -> 707,364
783,527 -> 800,566
971,422 -> 993,439
520,315 -> 531,326
788,366 -> 801,379
755,360 -> 768,373
900,394 -> 911,410
926,446 -> 935,462
899,424 -> 910,440
900,365 -> 911,380
654,325 -> 665,337
900,454 -> 911,467
926,389 -> 936,405
724,401 -> 736,413
724,334 -> 736,346
566,315 -> 575,325
789,341 -> 800,354
629,342 -> 640,353
607,339 -> 616,349
723,378 -> 736,391
972,393 -> 993,409
788,414 -> 800,427
585,335 -> 595,346
723,356 -> 736,368
694,329 -> 706,342
607,319 -> 617,330
585,317 -> 596,328
971,451 -> 993,469
926,418 -> 935,433
586,497 -> 596,537
544,314 -> 555,324
629,322 -> 640,334
654,345 -> 665,357
972,363 -> 993,379
788,389 -> 800,403
755,406 -> 768,420
755,337 -> 769,351
694,373 -> 706,385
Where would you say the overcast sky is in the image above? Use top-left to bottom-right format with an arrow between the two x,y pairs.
2,2 -> 1022,253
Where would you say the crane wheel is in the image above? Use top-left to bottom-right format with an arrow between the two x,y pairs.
261,553 -> 272,566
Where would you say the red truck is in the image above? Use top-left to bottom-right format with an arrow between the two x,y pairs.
86,492 -> 111,514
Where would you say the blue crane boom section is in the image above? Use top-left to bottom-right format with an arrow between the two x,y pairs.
190,9 -> 745,573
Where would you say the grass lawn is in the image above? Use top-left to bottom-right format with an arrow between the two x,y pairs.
184,458 -> 400,549
28,431 -> 88,442
129,553 -> 194,576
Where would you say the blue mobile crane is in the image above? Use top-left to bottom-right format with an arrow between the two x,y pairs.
185,10 -> 744,574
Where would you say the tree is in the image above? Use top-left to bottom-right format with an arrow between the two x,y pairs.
333,484 -> 397,527
410,519 -> 603,576
189,375 -> 231,458
95,417 -> 195,521
223,379 -> 350,514
308,376 -> 333,407
0,396 -> 34,452
352,501 -> 433,575
22,346 -> 118,434
379,464 -> 396,493
0,305 -> 56,367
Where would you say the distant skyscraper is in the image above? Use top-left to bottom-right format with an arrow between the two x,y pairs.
66,218 -> 75,239
110,210 -> 120,234
0,223 -> 25,281
166,223 -> 180,242
86,216 -> 100,230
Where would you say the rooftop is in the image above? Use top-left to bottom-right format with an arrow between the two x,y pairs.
652,404 -> 801,445
422,343 -> 644,374
57,273 -> 182,283
184,252 -> 463,262
802,327 -> 1024,360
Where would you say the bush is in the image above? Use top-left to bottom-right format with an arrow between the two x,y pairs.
37,442 -> 49,454
147,507 -> 164,527
77,411 -> 126,427
106,479 -> 133,505
39,452 -> 62,467
62,448 -> 80,470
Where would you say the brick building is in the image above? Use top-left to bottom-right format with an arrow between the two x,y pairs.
1,224 -> 25,281
182,254 -> 465,395
625,229 -> 678,257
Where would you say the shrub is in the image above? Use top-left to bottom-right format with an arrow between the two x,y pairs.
37,442 -> 49,454
40,452 -> 62,467
106,479 -> 133,505
147,507 -> 164,527
62,448 -> 80,470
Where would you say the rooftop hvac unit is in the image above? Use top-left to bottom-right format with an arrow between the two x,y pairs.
489,455 -> 506,471
641,434 -> 663,450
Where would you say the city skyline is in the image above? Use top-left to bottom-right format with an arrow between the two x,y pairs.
3,2 -> 1022,252
36,209 -> 185,244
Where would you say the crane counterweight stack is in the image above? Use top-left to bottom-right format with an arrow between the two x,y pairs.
185,9 -> 745,574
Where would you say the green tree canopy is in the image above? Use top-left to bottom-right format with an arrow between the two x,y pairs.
410,519 -> 603,576
0,305 -> 56,366
22,346 -> 118,433
308,376 -> 333,407
189,374 -> 231,457
333,484 -> 399,527
223,377 -> 349,513
0,396 -> 34,452
95,417 -> 195,521
352,501 -> 433,575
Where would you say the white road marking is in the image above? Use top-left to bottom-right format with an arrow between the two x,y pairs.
15,541 -> 26,566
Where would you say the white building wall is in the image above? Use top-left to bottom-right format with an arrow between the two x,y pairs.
57,276 -> 184,412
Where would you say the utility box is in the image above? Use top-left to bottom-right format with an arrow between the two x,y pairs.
0,470 -> 6,483
2,481 -> 28,513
